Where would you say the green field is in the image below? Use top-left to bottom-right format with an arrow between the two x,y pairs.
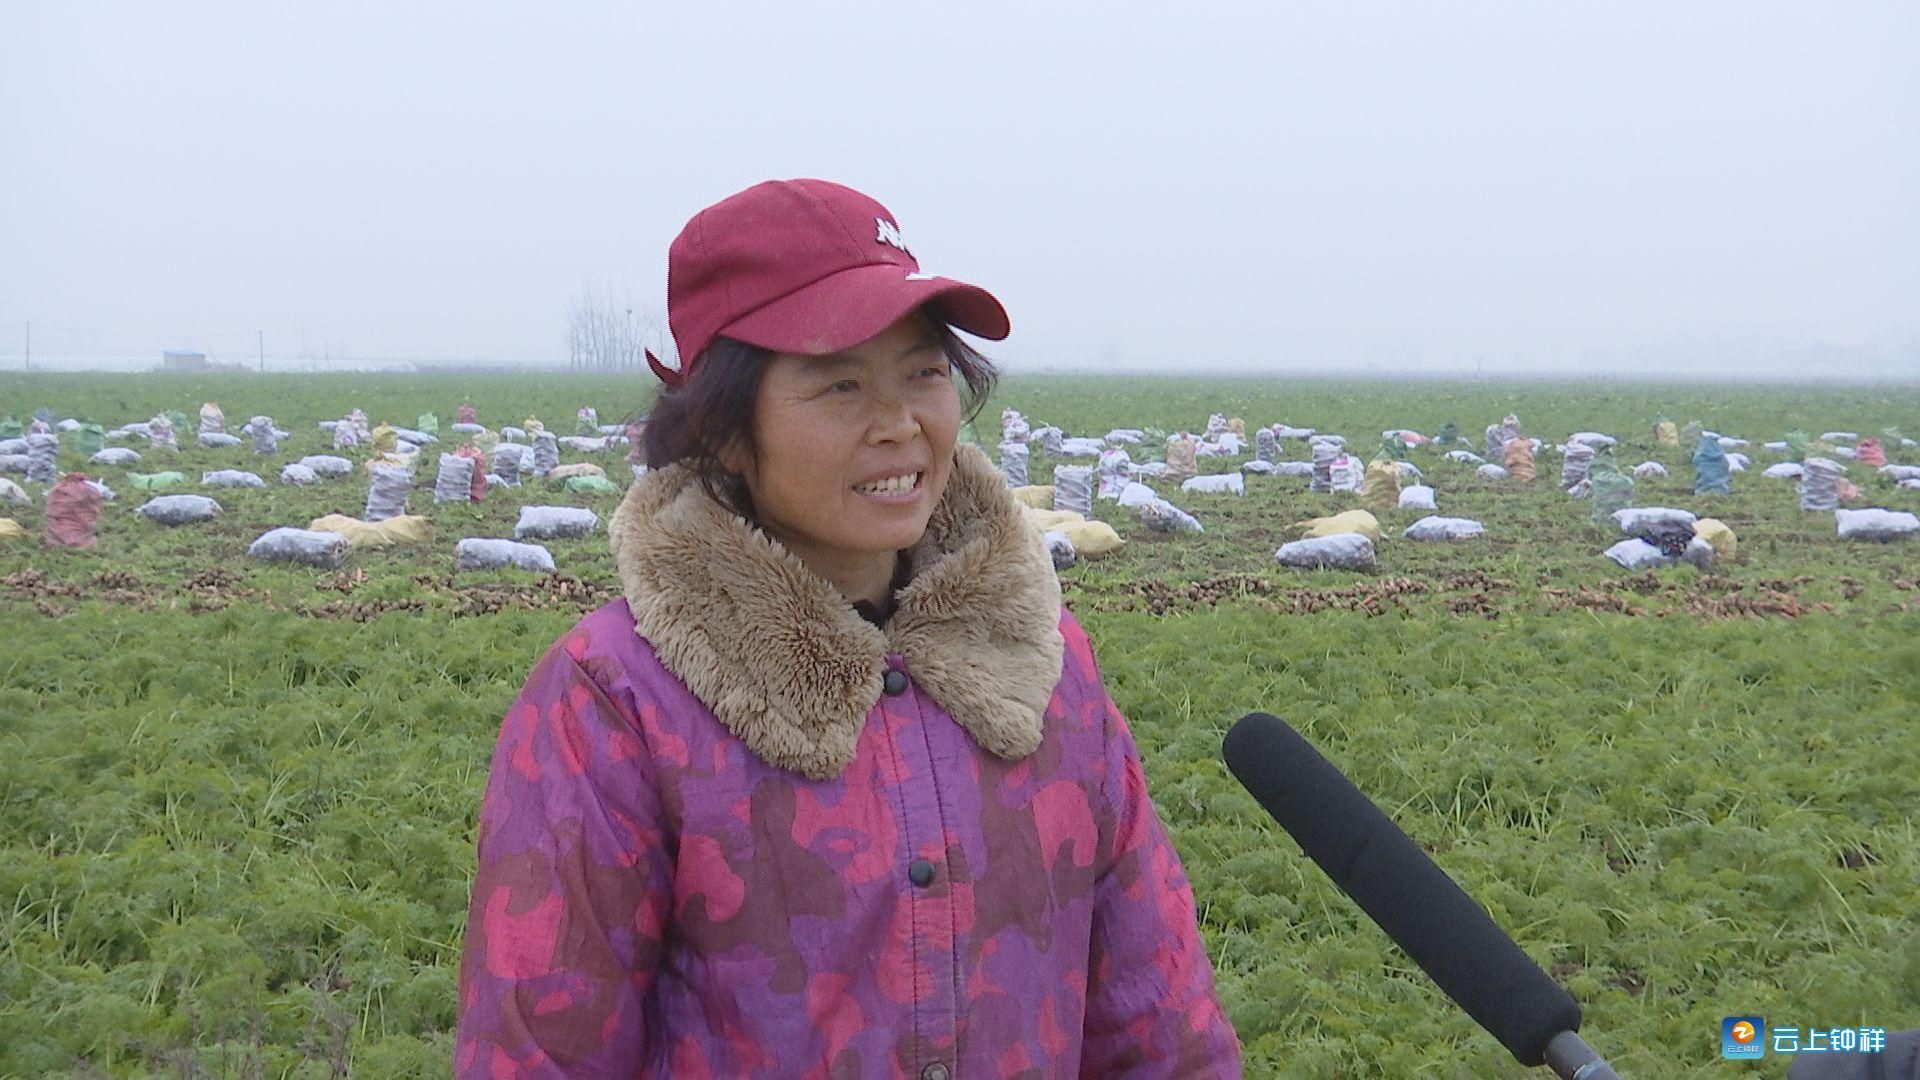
3,372 -> 1917,1078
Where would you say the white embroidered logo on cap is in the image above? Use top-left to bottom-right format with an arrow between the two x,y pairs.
904,272 -> 935,281
875,217 -> 910,254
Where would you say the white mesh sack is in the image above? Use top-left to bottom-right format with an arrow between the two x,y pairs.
1611,507 -> 1697,534
1398,485 -> 1438,510
249,415 -> 280,454
1096,448 -> 1133,499
532,432 -> 560,477
1275,533 -> 1376,571
1801,458 -> 1841,512
999,441 -> 1029,486
201,470 -> 266,488
1041,529 -> 1076,570
298,455 -> 354,477
1835,508 -> 1920,542
1138,498 -> 1204,533
91,448 -> 141,466
1255,428 -> 1278,463
1403,516 -> 1484,541
136,494 -> 222,525
25,433 -> 58,483
1180,472 -> 1244,496
515,506 -> 599,540
280,464 -> 320,486
1477,464 -> 1509,481
457,538 -> 557,572
1053,466 -> 1094,516
248,527 -> 349,568
434,453 -> 475,503
1310,441 -> 1338,493
491,444 -> 527,485
1560,442 -> 1594,492
365,464 -> 412,522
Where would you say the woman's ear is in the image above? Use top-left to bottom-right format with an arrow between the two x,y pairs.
716,434 -> 754,485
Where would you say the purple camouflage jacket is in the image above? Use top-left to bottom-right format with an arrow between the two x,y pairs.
455,444 -> 1242,1077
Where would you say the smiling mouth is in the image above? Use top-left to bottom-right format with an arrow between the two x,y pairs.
852,471 -> 925,498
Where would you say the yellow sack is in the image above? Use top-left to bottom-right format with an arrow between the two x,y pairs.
1694,518 -> 1737,561
1024,507 -> 1086,533
370,423 -> 399,455
523,416 -> 546,436
1654,421 -> 1679,447
1010,485 -> 1055,510
309,513 -> 433,550
1164,435 -> 1198,484
0,518 -> 28,542
1226,417 -> 1246,436
547,463 -> 606,482
1057,519 -> 1124,558
1502,437 -> 1536,483
363,452 -> 411,475
1292,509 -> 1382,543
1362,460 -> 1402,513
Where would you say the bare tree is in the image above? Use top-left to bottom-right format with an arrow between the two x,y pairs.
567,282 -> 661,371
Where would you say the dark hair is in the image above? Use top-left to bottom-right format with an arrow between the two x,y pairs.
640,314 -> 999,521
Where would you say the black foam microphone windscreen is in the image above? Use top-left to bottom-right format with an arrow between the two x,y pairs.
1223,712 -> 1582,1067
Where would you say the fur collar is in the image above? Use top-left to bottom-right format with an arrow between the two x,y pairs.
609,442 -> 1064,781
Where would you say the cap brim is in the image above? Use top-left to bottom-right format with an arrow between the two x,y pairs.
721,263 -> 1010,358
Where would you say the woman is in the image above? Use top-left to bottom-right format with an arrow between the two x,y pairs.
455,179 -> 1242,1077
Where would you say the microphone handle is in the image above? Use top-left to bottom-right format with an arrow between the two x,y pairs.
1544,1031 -> 1621,1079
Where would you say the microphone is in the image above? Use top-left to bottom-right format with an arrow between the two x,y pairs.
1222,712 -> 1619,1080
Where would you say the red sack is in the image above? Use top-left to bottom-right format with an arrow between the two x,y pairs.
455,445 -> 489,502
1857,438 -> 1887,468
457,403 -> 478,425
44,472 -> 103,549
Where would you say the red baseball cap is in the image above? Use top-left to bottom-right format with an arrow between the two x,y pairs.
646,179 -> 1011,386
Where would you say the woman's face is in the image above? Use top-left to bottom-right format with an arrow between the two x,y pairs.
726,312 -> 961,568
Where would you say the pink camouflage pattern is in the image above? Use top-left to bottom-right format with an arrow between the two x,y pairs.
455,599 -> 1242,1077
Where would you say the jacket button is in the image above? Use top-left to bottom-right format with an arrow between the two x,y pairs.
882,669 -> 909,696
921,1064 -> 949,1080
908,858 -> 936,887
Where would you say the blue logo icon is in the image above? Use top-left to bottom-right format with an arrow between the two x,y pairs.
1722,1017 -> 1765,1059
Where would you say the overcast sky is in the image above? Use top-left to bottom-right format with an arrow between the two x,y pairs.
2,1 -> 1915,375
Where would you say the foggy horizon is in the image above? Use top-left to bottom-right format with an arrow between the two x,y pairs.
3,2 -> 1916,379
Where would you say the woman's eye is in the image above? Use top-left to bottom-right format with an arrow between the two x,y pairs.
919,365 -> 951,378
827,380 -> 858,394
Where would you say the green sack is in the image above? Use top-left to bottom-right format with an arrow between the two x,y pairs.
73,423 -> 106,457
129,471 -> 189,490
164,410 -> 191,436
1784,430 -> 1809,463
564,475 -> 622,495
1589,451 -> 1634,524
0,417 -> 21,439
417,412 -> 440,435
1435,422 -> 1459,446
